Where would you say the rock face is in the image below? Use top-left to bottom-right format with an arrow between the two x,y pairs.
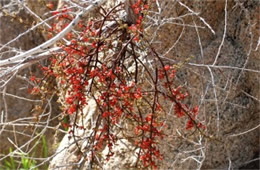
145,0 -> 259,169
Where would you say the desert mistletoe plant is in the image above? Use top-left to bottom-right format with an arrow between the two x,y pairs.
30,0 -> 205,169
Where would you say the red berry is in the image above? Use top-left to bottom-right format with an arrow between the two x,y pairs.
164,65 -> 170,71
46,3 -> 54,9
